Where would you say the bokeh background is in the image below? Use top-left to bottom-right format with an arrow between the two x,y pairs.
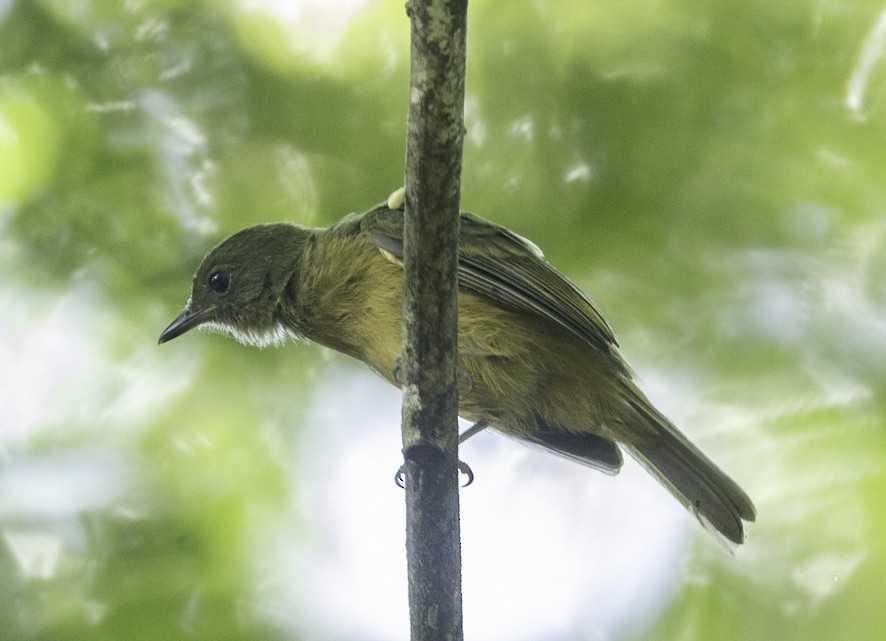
2,0 -> 885,640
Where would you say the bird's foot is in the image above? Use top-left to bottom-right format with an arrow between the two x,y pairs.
394,460 -> 474,488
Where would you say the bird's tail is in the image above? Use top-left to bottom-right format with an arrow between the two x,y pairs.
620,393 -> 756,547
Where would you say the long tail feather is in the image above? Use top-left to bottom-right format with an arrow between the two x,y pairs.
621,395 -> 756,546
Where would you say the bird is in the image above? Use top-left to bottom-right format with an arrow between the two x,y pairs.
159,189 -> 756,546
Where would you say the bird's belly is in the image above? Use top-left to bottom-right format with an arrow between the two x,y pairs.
356,290 -> 618,438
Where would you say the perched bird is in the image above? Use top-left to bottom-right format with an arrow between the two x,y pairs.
159,191 -> 756,545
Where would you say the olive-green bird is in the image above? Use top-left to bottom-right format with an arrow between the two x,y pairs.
159,194 -> 756,545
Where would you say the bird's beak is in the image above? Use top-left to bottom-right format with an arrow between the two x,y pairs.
158,307 -> 214,344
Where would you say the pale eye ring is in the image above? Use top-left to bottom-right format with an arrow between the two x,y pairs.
208,270 -> 229,293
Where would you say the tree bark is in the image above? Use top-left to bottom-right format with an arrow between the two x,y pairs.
400,1 -> 468,640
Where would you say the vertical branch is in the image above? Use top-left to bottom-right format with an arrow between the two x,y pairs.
400,1 -> 468,640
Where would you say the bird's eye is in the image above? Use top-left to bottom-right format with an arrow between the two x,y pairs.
208,270 -> 230,294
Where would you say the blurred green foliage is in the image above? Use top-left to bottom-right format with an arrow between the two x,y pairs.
1,0 -> 885,640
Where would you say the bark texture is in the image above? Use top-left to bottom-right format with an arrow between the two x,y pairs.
400,1 -> 468,640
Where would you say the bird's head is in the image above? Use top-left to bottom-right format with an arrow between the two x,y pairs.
159,223 -> 310,347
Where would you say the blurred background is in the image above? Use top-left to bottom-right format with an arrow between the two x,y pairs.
2,0 -> 885,639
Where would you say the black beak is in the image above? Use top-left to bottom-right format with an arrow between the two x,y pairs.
158,307 -> 213,344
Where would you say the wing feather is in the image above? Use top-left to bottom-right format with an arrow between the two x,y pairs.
362,204 -> 623,370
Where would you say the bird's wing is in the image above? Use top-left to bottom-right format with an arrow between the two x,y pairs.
362,204 -> 622,363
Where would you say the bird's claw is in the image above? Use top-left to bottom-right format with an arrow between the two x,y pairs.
458,459 -> 474,487
393,460 -> 475,488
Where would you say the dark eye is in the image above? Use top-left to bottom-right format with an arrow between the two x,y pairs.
208,270 -> 229,293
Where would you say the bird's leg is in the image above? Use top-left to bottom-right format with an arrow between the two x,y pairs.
452,420 -> 489,487
394,420 -> 488,489
395,460 -> 475,488
391,353 -> 484,487
452,420 -> 491,485
459,419 -> 489,443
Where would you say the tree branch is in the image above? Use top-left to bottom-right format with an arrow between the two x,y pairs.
400,0 -> 468,640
